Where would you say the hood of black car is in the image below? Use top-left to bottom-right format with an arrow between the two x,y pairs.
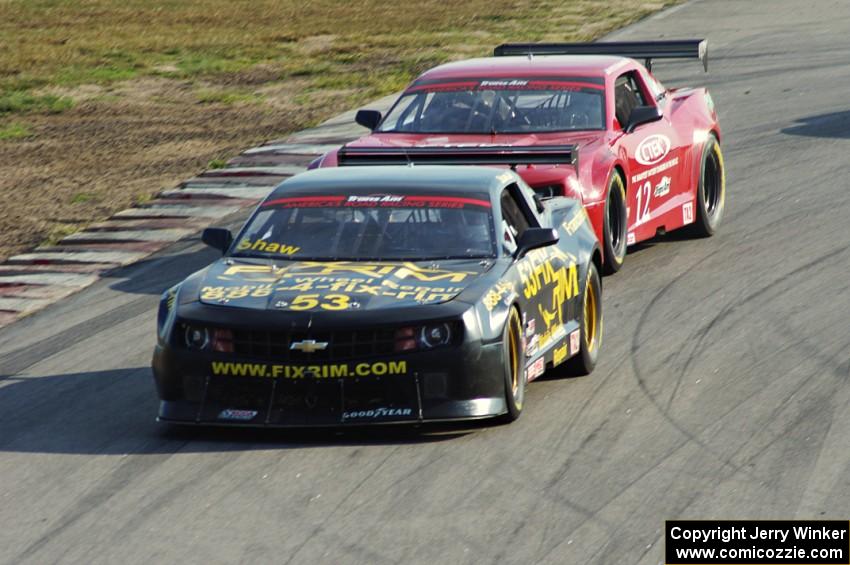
196,258 -> 492,311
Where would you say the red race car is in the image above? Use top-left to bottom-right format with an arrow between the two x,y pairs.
315,40 -> 724,273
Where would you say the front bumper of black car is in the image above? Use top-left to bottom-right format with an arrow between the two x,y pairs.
151,338 -> 507,427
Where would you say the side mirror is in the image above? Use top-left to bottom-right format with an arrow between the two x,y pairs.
514,228 -> 559,259
202,227 -> 233,255
625,105 -> 663,133
355,109 -> 382,131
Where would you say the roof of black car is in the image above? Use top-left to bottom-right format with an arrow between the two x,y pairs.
268,165 -> 513,199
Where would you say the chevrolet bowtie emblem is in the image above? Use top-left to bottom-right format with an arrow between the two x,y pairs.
290,339 -> 328,353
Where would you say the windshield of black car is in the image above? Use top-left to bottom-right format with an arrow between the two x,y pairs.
231,192 -> 497,261
378,78 -> 604,134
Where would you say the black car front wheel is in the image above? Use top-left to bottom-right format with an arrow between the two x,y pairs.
602,173 -> 627,274
500,306 -> 526,422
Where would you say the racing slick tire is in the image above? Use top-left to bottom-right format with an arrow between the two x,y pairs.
602,172 -> 627,275
689,134 -> 726,237
555,261 -> 603,377
499,306 -> 526,422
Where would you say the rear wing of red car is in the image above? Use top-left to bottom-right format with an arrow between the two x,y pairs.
493,39 -> 708,72
337,145 -> 577,168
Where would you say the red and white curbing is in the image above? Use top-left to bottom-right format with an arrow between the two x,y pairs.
0,94 -> 398,329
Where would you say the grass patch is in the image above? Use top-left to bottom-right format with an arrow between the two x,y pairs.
1,0 -> 680,119
70,192 -> 99,204
56,65 -> 140,86
207,158 -> 228,169
0,122 -> 31,140
41,224 -> 82,247
134,193 -> 155,205
0,91 -> 74,115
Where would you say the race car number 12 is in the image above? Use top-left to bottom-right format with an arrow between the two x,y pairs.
636,181 -> 651,224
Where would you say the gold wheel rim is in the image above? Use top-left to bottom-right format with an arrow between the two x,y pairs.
584,274 -> 598,353
507,310 -> 521,397
713,143 -> 726,210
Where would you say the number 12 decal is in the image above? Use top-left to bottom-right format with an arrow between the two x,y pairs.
635,181 -> 651,224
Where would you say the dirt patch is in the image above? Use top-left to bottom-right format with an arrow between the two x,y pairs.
0,79 -> 324,260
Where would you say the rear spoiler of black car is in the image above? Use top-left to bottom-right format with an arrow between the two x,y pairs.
337,145 -> 576,168
493,39 -> 708,72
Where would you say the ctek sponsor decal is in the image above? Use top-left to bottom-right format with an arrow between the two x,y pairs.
636,134 -> 671,166
342,407 -> 414,421
218,409 -> 258,421
211,360 -> 407,379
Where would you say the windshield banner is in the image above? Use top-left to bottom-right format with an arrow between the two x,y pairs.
262,194 -> 492,209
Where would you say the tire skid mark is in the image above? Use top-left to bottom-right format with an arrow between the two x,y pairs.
0,295 -> 155,379
546,352 -> 626,456
541,343 -> 649,488
534,433 -> 694,564
727,360 -> 831,470
630,243 -> 850,472
662,284 -> 729,412
793,360 -> 850,516
0,366 -> 151,452
669,241 -> 848,421
281,447 -> 398,565
629,248 -> 746,475
319,534 -> 397,565
376,450 -> 450,500
723,199 -> 848,248
0,237 -> 216,377
489,471 -> 614,564
532,254 -> 848,561
723,313 -> 850,476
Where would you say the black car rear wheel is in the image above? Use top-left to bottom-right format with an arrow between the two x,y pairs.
690,134 -> 725,237
500,306 -> 525,422
603,173 -> 627,274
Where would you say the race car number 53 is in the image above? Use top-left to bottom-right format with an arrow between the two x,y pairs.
284,293 -> 351,311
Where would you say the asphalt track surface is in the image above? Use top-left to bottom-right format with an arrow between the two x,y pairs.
3,1 -> 850,563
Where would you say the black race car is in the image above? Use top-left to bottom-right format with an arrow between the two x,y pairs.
152,164 -> 603,426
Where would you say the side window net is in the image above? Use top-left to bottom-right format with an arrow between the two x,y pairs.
615,73 -> 647,127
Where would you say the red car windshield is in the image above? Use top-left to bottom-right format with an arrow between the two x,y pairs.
232,193 -> 497,261
378,78 -> 604,134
